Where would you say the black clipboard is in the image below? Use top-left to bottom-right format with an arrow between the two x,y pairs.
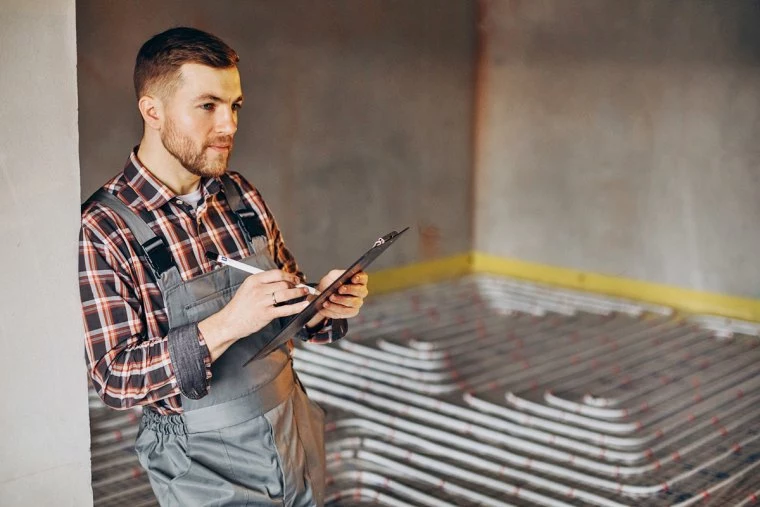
245,227 -> 409,364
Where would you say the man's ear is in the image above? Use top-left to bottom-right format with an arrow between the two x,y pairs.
138,94 -> 163,131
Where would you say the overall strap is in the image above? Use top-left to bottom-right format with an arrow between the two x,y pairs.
86,189 -> 176,278
220,174 -> 267,243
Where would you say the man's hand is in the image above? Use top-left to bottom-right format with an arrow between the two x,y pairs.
306,270 -> 369,328
199,269 -> 310,361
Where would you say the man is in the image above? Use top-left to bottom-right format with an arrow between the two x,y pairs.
79,27 -> 368,506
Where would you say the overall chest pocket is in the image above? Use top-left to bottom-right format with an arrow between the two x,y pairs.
183,283 -> 243,324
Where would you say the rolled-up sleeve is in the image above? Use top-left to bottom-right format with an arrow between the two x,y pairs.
298,318 -> 348,344
167,324 -> 212,400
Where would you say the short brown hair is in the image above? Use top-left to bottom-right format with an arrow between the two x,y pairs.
133,27 -> 239,99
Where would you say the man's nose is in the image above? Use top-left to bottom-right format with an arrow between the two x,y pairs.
216,107 -> 238,136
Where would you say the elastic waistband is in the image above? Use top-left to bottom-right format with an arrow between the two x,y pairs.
142,364 -> 296,435
141,409 -> 187,435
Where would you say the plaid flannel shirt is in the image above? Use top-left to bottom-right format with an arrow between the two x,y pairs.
80,150 -> 345,414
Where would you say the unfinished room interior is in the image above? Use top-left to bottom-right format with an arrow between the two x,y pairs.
2,0 -> 760,505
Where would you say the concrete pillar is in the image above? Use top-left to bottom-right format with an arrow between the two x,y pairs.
0,1 -> 92,505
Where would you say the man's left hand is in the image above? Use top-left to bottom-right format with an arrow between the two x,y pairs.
306,270 -> 369,328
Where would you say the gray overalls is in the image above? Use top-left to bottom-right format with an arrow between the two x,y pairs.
90,176 -> 326,506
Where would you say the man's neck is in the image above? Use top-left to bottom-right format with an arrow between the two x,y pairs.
136,136 -> 201,195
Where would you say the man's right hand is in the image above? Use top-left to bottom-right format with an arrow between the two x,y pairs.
198,269 -> 310,362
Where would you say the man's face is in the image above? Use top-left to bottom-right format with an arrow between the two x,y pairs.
160,63 -> 243,178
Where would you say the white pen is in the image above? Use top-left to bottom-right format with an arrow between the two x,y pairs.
205,251 -> 319,295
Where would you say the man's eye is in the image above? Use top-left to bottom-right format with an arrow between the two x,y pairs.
232,103 -> 242,111
201,103 -> 215,111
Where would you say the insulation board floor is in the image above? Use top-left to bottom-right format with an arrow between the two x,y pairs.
89,275 -> 760,506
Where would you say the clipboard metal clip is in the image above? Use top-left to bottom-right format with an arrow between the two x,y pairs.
373,227 -> 409,248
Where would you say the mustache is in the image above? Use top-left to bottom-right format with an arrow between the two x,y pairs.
206,136 -> 234,148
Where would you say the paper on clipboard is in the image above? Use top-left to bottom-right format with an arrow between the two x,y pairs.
243,227 -> 409,364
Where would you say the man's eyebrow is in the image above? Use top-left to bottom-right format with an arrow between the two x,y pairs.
194,94 -> 244,103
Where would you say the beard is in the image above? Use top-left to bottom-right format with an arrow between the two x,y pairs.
161,117 -> 233,178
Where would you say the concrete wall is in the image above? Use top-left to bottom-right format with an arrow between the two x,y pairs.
77,0 -> 476,279
0,1 -> 93,505
475,0 -> 760,298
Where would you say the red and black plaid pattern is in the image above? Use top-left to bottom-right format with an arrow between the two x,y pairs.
80,150 -> 339,414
